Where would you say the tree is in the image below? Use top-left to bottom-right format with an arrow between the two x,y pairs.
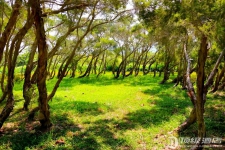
26,0 -> 130,129
0,0 -> 34,128
0,0 -> 22,63
135,0 -> 225,148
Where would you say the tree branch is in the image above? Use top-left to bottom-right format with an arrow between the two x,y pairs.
204,49 -> 225,90
184,42 -> 197,105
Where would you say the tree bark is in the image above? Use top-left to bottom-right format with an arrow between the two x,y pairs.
32,0 -> 52,128
23,39 -> 37,110
153,63 -> 158,77
178,38 -> 225,150
70,59 -> 78,78
112,54 -> 119,77
218,75 -> 225,90
177,42 -> 197,132
0,0 -> 22,63
143,50 -> 156,75
0,37 -> 10,103
0,0 -> 34,128
79,57 -> 94,78
195,35 -> 208,143
97,51 -> 106,78
57,57 -> 68,78
211,62 -> 225,92
115,50 -> 134,78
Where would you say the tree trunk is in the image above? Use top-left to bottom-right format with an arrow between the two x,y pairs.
112,54 -> 119,77
79,57 -> 94,78
143,50 -> 156,75
47,56 -> 53,76
0,0 -> 34,128
93,55 -> 99,75
31,67 -> 38,84
49,56 -> 59,79
0,36 -> 10,94
159,68 -> 163,77
178,107 -> 197,132
23,39 -> 37,110
70,59 -> 78,78
0,0 -> 22,63
160,61 -> 170,84
122,51 -> 127,78
211,63 -> 225,92
218,75 -> 225,90
32,0 -> 52,128
178,42 -> 198,132
0,39 -> 16,126
115,50 -> 134,79
142,50 -> 149,75
195,35 -> 208,144
0,38 -> 10,103
173,48 -> 184,86
153,63 -> 158,77
79,56 -> 89,75
97,52 -> 106,78
57,57 -> 67,78
179,38 -> 225,150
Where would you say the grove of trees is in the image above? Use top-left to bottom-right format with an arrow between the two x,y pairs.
0,0 -> 225,149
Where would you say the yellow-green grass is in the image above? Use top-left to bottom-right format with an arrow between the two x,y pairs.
0,73 -> 224,150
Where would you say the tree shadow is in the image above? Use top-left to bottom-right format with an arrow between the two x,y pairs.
0,113 -> 101,150
205,106 -> 225,137
51,100 -> 112,116
113,87 -> 191,130
0,99 -> 116,149
69,119 -> 128,150
179,100 -> 225,137
0,116 -> 129,150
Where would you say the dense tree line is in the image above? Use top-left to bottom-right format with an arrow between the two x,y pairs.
0,0 -> 225,148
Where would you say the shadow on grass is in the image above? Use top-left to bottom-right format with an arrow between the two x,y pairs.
51,100 -> 112,116
179,99 -> 225,136
205,93 -> 225,137
205,105 -> 225,137
0,114 -> 100,150
113,86 -> 191,130
0,113 -> 129,150
77,119 -> 128,150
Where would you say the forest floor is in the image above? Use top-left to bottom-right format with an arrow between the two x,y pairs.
0,73 -> 225,150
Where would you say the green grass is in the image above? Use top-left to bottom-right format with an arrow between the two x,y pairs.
0,73 -> 225,150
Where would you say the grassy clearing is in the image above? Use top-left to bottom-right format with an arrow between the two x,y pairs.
0,73 -> 225,149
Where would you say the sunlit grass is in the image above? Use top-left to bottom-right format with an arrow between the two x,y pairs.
0,72 -> 224,149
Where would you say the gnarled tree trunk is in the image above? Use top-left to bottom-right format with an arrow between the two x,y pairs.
178,36 -> 225,149
0,0 -> 33,128
32,0 -> 52,128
